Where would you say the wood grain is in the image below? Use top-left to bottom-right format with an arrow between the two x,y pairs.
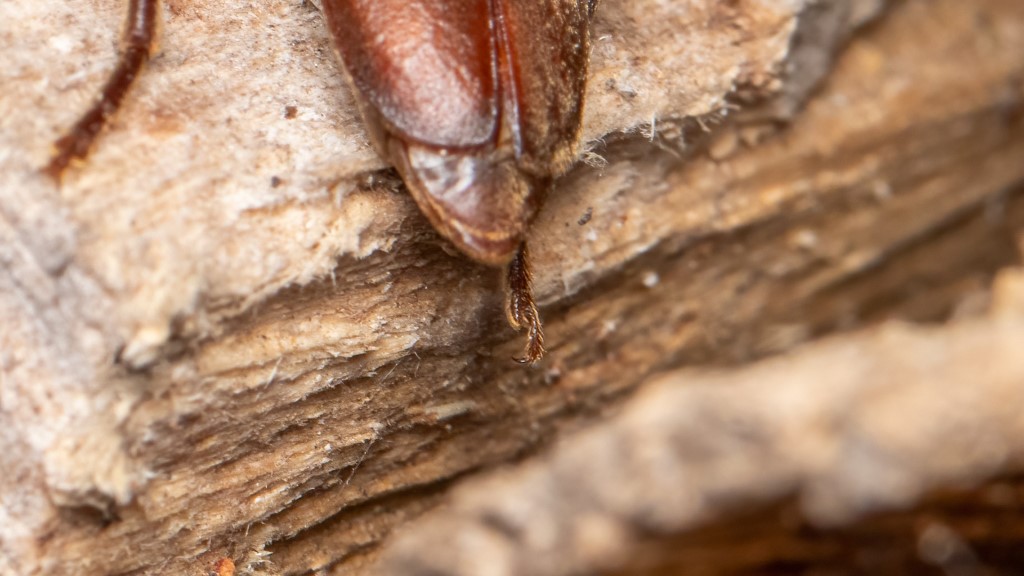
2,0 -> 1023,574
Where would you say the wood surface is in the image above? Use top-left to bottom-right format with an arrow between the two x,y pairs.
1,0 -> 1023,574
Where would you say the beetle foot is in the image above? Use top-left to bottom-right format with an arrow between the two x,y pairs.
505,244 -> 545,364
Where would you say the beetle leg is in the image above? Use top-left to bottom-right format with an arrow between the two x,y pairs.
505,244 -> 545,364
46,0 -> 159,180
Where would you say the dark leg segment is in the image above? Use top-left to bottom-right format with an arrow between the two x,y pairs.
46,0 -> 159,180
505,244 -> 545,364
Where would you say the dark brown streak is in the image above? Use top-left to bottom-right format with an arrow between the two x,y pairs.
505,244 -> 545,364
491,0 -> 522,156
46,0 -> 158,181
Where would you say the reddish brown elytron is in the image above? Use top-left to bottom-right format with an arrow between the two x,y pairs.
48,0 -> 597,363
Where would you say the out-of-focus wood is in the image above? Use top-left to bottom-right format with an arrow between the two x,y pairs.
380,301 -> 1024,576
2,0 -> 1023,574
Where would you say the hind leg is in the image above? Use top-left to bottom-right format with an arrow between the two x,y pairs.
47,0 -> 159,180
505,243 -> 546,364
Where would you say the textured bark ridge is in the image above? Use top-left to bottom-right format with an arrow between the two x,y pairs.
2,0 -> 1023,574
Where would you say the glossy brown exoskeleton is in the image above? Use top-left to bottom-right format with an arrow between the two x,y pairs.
48,0 -> 598,363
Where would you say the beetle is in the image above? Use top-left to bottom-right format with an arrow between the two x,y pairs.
47,0 -> 599,363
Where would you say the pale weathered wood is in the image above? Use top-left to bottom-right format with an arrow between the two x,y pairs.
2,0 -> 1023,574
